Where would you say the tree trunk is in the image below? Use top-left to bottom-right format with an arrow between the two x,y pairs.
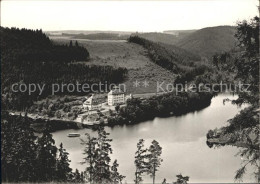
153,164 -> 156,184
135,169 -> 138,184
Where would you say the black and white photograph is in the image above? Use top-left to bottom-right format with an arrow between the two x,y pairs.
1,0 -> 259,183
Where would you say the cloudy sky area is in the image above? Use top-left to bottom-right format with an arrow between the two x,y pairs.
1,0 -> 258,32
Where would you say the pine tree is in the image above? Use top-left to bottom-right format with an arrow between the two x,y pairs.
147,140 -> 163,184
111,159 -> 125,184
69,40 -> 73,47
134,139 -> 149,184
56,143 -> 72,181
35,125 -> 57,182
82,126 -> 114,183
207,16 -> 260,182
75,40 -> 79,47
73,169 -> 84,183
16,114 -> 37,181
81,134 -> 97,184
94,126 -> 113,183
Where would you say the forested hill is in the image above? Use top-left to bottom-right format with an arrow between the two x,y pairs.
128,35 -> 202,73
175,26 -> 237,58
134,32 -> 180,45
1,27 -> 127,110
128,35 -> 226,88
135,26 -> 237,59
0,27 -> 90,63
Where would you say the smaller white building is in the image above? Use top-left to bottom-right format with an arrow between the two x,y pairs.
83,94 -> 102,111
108,86 -> 125,106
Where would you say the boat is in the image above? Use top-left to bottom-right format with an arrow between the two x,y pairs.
67,133 -> 80,137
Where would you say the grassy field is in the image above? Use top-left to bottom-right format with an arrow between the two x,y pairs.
52,36 -> 176,94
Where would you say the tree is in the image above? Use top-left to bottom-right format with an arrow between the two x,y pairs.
81,134 -> 97,184
81,127 -> 125,183
1,113 -> 76,183
115,104 -> 120,113
207,16 -> 259,182
162,178 -> 167,184
15,114 -> 38,181
233,16 -> 259,105
1,113 -> 37,182
147,140 -> 163,184
55,110 -> 62,118
56,143 -> 72,182
94,126 -> 113,183
174,174 -> 189,184
72,169 -> 84,183
111,160 -> 125,184
134,139 -> 149,184
75,41 -> 79,47
69,40 -> 73,47
35,125 -> 57,182
82,126 -> 114,183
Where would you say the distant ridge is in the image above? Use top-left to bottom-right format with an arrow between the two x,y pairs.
45,30 -> 133,36
136,26 -> 237,59
47,25 -> 237,59
163,29 -> 197,36
134,32 -> 180,45
175,26 -> 237,58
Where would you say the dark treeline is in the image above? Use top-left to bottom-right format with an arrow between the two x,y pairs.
128,35 -> 201,73
1,27 -> 127,110
1,27 -> 90,64
2,62 -> 127,110
1,112 -> 83,182
174,65 -> 209,85
108,91 -> 213,125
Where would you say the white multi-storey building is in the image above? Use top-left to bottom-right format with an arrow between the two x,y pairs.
108,86 -> 125,106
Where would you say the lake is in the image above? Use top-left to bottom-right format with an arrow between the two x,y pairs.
52,94 -> 254,183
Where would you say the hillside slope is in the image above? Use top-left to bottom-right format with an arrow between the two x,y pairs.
136,30 -> 196,45
135,26 -> 236,59
128,35 -> 202,72
175,26 -> 237,58
51,37 -> 176,94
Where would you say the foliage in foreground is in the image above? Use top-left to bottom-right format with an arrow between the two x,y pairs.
134,139 -> 163,184
81,126 -> 125,184
207,16 -> 259,182
1,112 -> 80,182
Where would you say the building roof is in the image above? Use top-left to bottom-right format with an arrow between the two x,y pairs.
108,86 -> 124,95
84,94 -> 103,105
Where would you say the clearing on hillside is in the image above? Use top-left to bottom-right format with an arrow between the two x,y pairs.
51,37 -> 176,94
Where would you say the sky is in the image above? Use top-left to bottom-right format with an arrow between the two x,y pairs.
1,0 -> 259,32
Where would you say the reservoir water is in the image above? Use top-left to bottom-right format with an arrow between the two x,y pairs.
52,94 -> 254,183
